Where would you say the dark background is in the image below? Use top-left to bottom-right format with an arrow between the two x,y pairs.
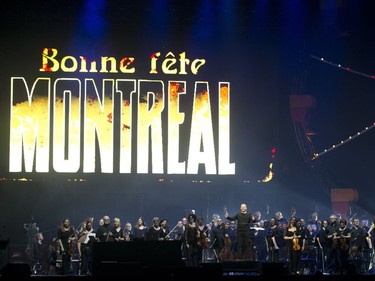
0,0 -> 374,255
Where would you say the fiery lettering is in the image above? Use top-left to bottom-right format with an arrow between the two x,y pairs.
52,78 -> 81,172
9,77 -> 234,175
117,80 -> 135,173
137,80 -> 165,173
187,82 -> 216,174
39,48 -> 135,73
218,83 -> 235,174
167,81 -> 186,174
83,79 -> 114,173
9,78 -> 50,172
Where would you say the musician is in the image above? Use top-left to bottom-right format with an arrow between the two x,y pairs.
167,220 -> 182,241
178,217 -> 187,235
307,212 -> 322,231
184,214 -> 199,266
335,218 -> 351,274
210,217 -> 225,261
367,218 -> 375,271
33,232 -> 47,274
368,217 -> 375,248
324,214 -> 339,274
361,219 -> 373,271
146,217 -> 162,241
227,221 -> 237,259
225,203 -> 254,260
253,211 -> 262,226
159,219 -> 169,240
133,217 -> 147,240
350,218 -> 363,258
123,222 -> 134,241
96,215 -> 111,242
274,211 -> 288,226
110,218 -> 125,241
266,218 -> 281,262
316,220 -> 330,272
77,220 -> 95,275
196,216 -> 209,264
301,224 -> 318,274
252,220 -> 268,262
57,218 -> 76,275
284,217 -> 302,275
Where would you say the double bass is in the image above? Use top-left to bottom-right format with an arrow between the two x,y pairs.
219,234 -> 233,261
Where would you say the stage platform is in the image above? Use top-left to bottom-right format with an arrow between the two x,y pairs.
1,241 -> 374,280
1,260 -> 375,280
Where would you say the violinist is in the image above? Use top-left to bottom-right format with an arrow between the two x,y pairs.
57,218 -> 76,275
284,217 -> 302,275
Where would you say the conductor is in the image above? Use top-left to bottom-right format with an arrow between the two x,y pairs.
224,203 -> 254,260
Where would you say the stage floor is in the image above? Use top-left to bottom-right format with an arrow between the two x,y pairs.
1,260 -> 375,280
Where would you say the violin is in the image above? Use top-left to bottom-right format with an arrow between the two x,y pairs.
293,234 -> 301,250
